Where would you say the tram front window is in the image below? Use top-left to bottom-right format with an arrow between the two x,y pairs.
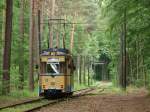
47,63 -> 60,75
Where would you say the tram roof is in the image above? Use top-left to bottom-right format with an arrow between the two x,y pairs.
41,48 -> 71,56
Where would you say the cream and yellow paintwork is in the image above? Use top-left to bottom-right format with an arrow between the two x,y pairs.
40,76 -> 65,90
39,53 -> 74,95
41,56 -> 65,62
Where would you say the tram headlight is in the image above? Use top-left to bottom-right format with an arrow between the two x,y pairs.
43,85 -> 45,89
60,85 -> 63,88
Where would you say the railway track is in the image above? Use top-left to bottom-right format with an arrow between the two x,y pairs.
0,87 -> 95,112
25,87 -> 95,112
0,97 -> 45,110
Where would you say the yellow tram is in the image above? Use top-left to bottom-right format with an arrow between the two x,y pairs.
39,48 -> 75,97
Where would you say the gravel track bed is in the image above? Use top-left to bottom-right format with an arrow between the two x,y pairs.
35,91 -> 150,112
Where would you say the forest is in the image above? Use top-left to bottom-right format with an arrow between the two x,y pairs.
0,0 -> 150,97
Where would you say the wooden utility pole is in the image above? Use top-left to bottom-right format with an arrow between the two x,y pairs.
40,1 -> 44,49
62,15 -> 67,49
2,0 -> 13,94
29,0 -> 35,91
18,0 -> 24,90
70,13 -> 76,52
49,0 -> 55,48
70,23 -> 75,52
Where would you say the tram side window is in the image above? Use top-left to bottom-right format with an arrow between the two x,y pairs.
60,62 -> 66,73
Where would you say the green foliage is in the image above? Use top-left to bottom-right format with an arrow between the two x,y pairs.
99,0 -> 150,87
0,0 -> 150,97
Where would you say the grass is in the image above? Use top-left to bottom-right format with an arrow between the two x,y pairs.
8,89 -> 37,98
73,79 -> 100,91
0,80 -> 147,112
74,82 -> 89,91
0,86 -> 39,108
87,81 -> 148,96
0,100 -> 48,112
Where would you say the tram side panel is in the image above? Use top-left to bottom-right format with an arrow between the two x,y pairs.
65,57 -> 74,93
40,76 -> 65,91
39,56 -> 66,96
39,54 -> 74,96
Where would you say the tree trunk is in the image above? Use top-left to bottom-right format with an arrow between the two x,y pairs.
83,56 -> 86,85
77,55 -> 80,84
136,39 -> 139,80
38,10 -> 41,54
29,0 -> 35,91
49,25 -> 53,48
79,55 -> 82,84
56,32 -> 59,48
119,9 -> 127,90
122,9 -> 127,90
0,2 -> 5,77
40,1 -> 44,49
139,38 -> 146,86
87,57 -> 90,86
128,52 -> 133,84
33,9 -> 40,83
119,25 -> 123,87
18,0 -> 24,90
92,56 -> 95,84
2,0 -> 13,95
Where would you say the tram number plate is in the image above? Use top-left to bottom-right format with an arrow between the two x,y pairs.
51,82 -> 55,85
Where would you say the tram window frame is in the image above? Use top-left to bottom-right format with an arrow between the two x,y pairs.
40,62 -> 66,75
46,62 -> 60,75
59,62 -> 66,73
40,62 -> 46,74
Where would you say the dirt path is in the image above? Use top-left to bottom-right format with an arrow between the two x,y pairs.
36,90 -> 150,112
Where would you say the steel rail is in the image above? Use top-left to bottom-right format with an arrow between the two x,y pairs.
0,88 -> 95,112
24,88 -> 95,112
0,97 -> 45,110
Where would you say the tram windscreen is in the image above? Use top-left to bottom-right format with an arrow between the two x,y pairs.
47,63 -> 60,74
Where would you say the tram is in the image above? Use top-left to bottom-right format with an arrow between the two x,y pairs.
39,48 -> 75,98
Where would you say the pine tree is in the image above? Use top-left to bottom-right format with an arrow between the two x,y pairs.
18,0 -> 24,90
2,0 -> 13,94
29,0 -> 35,91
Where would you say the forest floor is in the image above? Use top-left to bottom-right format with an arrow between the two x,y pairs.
0,82 -> 150,112
0,83 -> 87,108
0,96 -> 38,108
36,82 -> 150,112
